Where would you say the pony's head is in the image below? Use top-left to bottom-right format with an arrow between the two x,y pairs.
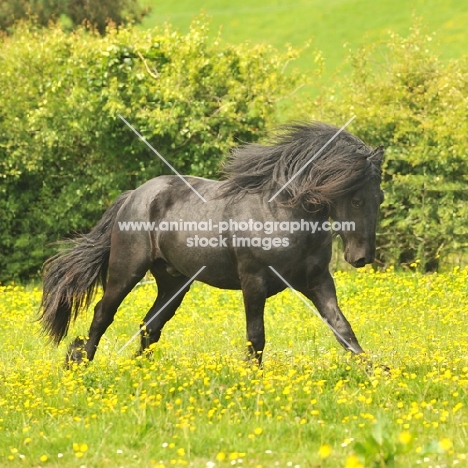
220,122 -> 385,267
330,146 -> 384,267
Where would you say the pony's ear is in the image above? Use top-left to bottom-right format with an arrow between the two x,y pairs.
368,145 -> 384,165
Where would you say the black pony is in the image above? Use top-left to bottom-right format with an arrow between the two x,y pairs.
40,122 -> 384,364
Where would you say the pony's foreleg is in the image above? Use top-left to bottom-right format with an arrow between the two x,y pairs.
241,276 -> 267,365
300,270 -> 364,354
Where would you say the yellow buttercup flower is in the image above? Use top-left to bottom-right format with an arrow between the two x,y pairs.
318,444 -> 332,459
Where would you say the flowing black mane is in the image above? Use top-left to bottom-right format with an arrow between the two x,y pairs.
220,122 -> 382,207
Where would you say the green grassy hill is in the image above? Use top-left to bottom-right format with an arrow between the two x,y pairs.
140,0 -> 468,84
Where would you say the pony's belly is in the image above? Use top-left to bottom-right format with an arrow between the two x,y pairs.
197,275 -> 242,290
161,247 -> 242,290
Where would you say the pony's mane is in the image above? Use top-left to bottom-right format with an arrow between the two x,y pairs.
219,122 -> 382,208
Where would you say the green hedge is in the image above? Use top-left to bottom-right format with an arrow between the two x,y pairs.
0,20 -> 305,282
0,0 -> 148,34
3,20 -> 465,280
308,24 -> 468,270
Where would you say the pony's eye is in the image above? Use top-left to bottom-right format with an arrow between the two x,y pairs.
351,199 -> 363,209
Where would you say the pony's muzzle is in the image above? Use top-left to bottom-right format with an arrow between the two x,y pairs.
351,258 -> 367,268
345,249 -> 375,268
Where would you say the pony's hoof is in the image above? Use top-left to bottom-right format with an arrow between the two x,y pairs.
356,355 -> 391,377
135,344 -> 156,360
65,337 -> 88,367
244,350 -> 263,369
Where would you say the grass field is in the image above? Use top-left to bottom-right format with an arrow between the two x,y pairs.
1,268 -> 468,467
139,0 -> 468,83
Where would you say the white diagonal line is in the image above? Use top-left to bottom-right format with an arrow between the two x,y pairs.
268,265 -> 360,353
117,266 -> 206,354
268,116 -> 356,203
118,114 -> 207,202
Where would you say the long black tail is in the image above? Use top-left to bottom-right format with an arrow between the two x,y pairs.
40,191 -> 133,344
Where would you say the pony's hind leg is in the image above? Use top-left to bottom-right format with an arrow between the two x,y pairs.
66,248 -> 150,365
139,262 -> 192,355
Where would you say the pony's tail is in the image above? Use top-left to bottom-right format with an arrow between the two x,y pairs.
39,191 -> 133,344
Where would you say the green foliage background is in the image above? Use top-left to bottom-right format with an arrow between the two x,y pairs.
1,2 -> 468,282
308,25 -> 468,269
0,20 -> 305,282
0,0 -> 148,34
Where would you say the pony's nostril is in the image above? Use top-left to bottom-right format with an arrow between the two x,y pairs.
353,258 -> 366,268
